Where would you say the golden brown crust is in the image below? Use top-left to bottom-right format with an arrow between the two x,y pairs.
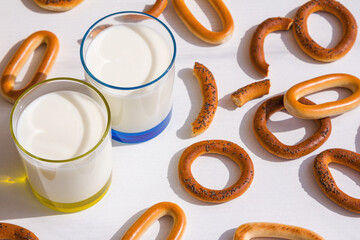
253,95 -> 331,159
293,0 -> 357,62
313,149 -> 360,213
123,0 -> 168,21
284,73 -> 360,119
145,0 -> 168,17
191,62 -> 218,136
172,0 -> 234,44
121,202 -> 186,240
231,79 -> 270,108
0,222 -> 39,240
250,17 -> 293,77
178,140 -> 254,203
233,222 -> 324,240
0,31 -> 59,104
33,0 -> 84,11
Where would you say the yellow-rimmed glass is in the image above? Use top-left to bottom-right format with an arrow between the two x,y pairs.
10,78 -> 112,212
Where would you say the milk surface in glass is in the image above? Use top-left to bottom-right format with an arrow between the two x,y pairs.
15,91 -> 112,205
85,23 -> 174,134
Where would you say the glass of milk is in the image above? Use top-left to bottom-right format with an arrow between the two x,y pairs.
10,78 -> 113,212
80,11 -> 176,143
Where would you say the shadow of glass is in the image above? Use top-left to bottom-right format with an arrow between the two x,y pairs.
298,155 -> 360,218
0,97 -> 66,219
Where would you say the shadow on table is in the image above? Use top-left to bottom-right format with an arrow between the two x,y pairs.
110,208 -> 174,240
162,0 -> 220,47
167,148 -> 208,206
238,89 -> 352,163
219,227 -> 236,240
238,96 -> 284,162
0,39 -> 63,219
282,7 -> 343,65
167,146 -> 242,206
0,98 -> 60,220
176,68 -> 202,140
239,92 -> 320,162
355,126 -> 360,154
298,155 -> 360,218
218,92 -> 237,111
237,25 -> 264,80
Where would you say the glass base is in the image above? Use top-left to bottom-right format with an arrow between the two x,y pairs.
30,175 -> 112,213
111,109 -> 172,143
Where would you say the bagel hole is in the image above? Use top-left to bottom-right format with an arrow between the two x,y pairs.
307,11 -> 343,49
303,87 -> 352,105
267,110 -> 318,145
14,44 -> 47,90
141,215 -> 174,239
185,0 -> 223,32
191,153 -> 241,190
329,163 -> 360,198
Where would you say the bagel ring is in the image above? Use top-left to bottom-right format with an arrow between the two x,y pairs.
0,222 -> 39,240
121,202 -> 186,240
293,0 -> 357,62
313,148 -> 360,213
191,62 -> 218,136
253,95 -> 331,159
250,17 -> 293,77
233,222 -> 325,240
284,73 -> 360,119
0,30 -> 59,104
172,0 -> 234,44
178,140 -> 254,203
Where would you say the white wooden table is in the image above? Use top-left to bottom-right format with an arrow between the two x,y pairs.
0,0 -> 359,239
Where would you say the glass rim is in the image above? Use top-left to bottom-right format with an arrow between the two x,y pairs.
9,77 -> 112,163
79,11 -> 177,91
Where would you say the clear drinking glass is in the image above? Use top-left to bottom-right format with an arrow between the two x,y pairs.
80,11 -> 176,143
10,78 -> 112,212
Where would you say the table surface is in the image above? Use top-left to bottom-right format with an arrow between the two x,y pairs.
1,0 -> 360,239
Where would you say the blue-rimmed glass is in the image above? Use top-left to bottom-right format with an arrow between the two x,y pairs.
80,11 -> 176,143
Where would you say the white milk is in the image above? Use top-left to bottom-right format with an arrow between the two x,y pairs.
85,24 -> 174,133
16,91 -> 112,203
